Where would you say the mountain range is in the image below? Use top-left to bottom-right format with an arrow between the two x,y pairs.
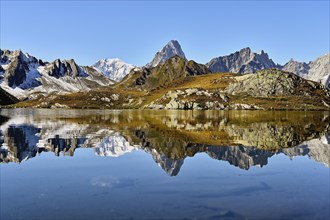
0,50 -> 113,100
0,40 -> 329,109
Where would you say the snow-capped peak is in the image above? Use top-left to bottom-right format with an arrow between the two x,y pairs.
93,58 -> 135,82
146,40 -> 187,68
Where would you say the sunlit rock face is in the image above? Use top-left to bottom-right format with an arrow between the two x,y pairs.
308,53 -> 330,88
206,47 -> 276,74
0,50 -> 41,89
282,59 -> 310,78
146,40 -> 187,68
282,53 -> 330,88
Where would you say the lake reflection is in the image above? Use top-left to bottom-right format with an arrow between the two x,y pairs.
0,109 -> 329,219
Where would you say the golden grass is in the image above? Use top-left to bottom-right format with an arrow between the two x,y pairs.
13,71 -> 330,111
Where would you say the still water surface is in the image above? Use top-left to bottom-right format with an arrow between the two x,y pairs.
0,109 -> 329,219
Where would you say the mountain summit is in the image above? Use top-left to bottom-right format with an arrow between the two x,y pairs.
206,47 -> 277,74
307,53 -> 330,88
146,40 -> 187,68
281,53 -> 330,88
93,58 -> 135,82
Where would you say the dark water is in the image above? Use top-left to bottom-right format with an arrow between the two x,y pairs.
0,109 -> 329,220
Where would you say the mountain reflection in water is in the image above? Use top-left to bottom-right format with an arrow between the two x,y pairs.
0,109 -> 329,176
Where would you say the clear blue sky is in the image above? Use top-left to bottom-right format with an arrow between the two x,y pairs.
1,0 -> 329,66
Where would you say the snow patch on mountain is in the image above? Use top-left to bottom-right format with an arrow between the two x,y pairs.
0,50 -> 114,100
93,58 -> 135,82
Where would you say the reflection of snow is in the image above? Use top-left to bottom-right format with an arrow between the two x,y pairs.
92,130 -> 139,157
0,118 -> 141,162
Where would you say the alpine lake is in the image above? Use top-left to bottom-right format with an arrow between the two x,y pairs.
0,109 -> 329,220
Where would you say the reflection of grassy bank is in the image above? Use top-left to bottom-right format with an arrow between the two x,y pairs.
1,109 -> 329,169
28,109 -> 329,151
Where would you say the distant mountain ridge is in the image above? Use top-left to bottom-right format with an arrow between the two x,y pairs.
281,59 -> 310,77
307,54 -> 330,88
93,58 -> 135,82
0,49 -> 113,100
281,54 -> 329,88
206,47 -> 277,74
205,47 -> 329,88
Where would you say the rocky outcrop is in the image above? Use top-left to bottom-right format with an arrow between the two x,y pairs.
206,47 -> 276,74
225,69 -> 330,98
146,88 -> 229,110
146,40 -> 186,68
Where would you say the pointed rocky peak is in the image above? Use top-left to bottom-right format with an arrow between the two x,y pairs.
146,40 -> 187,68
225,68 -> 330,101
45,58 -> 87,78
239,47 -> 252,55
1,49 -> 39,66
258,50 -> 265,55
93,58 -> 135,82
1,49 -> 41,89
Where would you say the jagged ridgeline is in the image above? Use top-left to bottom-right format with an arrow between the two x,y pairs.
1,41 -> 329,109
0,49 -> 114,101
1,110 -> 329,176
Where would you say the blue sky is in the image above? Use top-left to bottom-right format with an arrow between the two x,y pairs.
1,1 -> 329,66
